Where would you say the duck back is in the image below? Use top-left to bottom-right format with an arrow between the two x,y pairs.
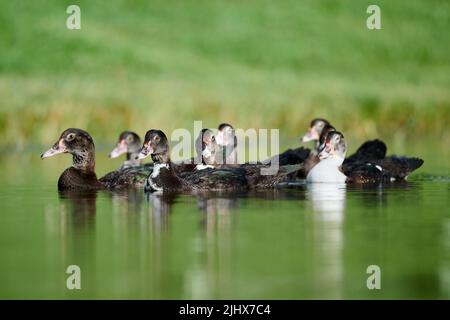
345,156 -> 424,183
100,163 -> 153,189
179,167 -> 248,191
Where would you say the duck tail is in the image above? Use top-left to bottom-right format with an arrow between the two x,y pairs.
405,157 -> 424,172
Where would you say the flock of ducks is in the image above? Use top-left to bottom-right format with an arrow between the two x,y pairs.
41,119 -> 424,192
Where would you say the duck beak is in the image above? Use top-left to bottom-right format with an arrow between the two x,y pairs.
136,143 -> 153,160
301,128 -> 319,142
41,139 -> 67,159
109,140 -> 127,158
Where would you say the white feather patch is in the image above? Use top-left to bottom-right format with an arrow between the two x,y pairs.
196,164 -> 214,170
146,163 -> 170,192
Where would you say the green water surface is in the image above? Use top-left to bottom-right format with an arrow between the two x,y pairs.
0,147 -> 449,299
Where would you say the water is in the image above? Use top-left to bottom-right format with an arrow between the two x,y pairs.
0,151 -> 449,299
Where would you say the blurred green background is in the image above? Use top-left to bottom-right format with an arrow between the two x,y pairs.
0,0 -> 449,150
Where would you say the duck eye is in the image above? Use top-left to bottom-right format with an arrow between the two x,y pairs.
154,136 -> 161,142
126,135 -> 133,143
66,133 -> 76,141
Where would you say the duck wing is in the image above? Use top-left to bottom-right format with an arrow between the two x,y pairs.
263,147 -> 311,166
178,167 -> 248,191
371,156 -> 424,179
173,162 -> 197,173
242,164 -> 302,188
99,163 -> 153,189
345,156 -> 424,183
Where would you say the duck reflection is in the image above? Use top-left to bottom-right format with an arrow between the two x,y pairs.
146,192 -> 176,235
306,183 -> 346,298
185,192 -> 238,298
140,192 -> 177,298
109,188 -> 145,215
55,190 -> 98,286
348,181 -> 420,208
58,190 -> 97,230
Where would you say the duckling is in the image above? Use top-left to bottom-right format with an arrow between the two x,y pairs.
195,129 -> 217,169
137,129 -> 301,193
301,122 -> 338,175
41,128 -> 149,190
216,123 -> 237,164
300,118 -> 388,177
302,118 -> 387,163
136,129 -> 245,192
302,118 -> 331,148
306,131 -> 348,183
109,131 -> 143,169
41,128 -> 104,190
307,131 -> 424,184
262,119 -> 335,169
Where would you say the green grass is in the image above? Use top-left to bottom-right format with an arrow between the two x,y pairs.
0,0 -> 449,148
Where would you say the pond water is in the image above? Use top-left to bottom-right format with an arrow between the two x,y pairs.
0,144 -> 449,299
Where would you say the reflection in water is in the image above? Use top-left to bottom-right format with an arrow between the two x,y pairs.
34,179 -> 447,299
348,181 -> 416,208
440,219 -> 450,298
140,192 -> 172,298
51,191 -> 98,296
186,193 -> 238,299
306,183 -> 346,298
59,190 -> 97,228
146,192 -> 176,235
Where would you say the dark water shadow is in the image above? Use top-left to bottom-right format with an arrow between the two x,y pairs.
58,190 -> 97,229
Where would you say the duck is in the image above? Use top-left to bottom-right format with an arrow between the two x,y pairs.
194,128 -> 217,169
263,119 -> 336,169
302,118 -> 331,148
108,131 -> 143,169
216,123 -> 237,164
137,129 -> 301,193
101,130 -> 154,188
298,118 -> 388,176
41,128 -> 149,190
306,131 -> 424,184
137,129 -> 246,192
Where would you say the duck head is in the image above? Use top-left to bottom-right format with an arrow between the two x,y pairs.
317,123 -> 337,152
41,128 -> 96,171
302,118 -> 330,142
195,129 -> 217,165
109,131 -> 141,167
318,131 -> 346,161
216,123 -> 236,147
137,129 -> 170,163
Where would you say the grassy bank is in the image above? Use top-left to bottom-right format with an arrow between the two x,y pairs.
0,0 -> 449,148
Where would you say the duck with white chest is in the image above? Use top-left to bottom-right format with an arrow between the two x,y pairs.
306,131 -> 348,183
307,131 -> 424,184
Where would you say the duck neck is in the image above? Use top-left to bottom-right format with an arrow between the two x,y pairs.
126,149 -> 141,167
151,151 -> 171,167
147,152 -> 185,192
72,149 -> 96,172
